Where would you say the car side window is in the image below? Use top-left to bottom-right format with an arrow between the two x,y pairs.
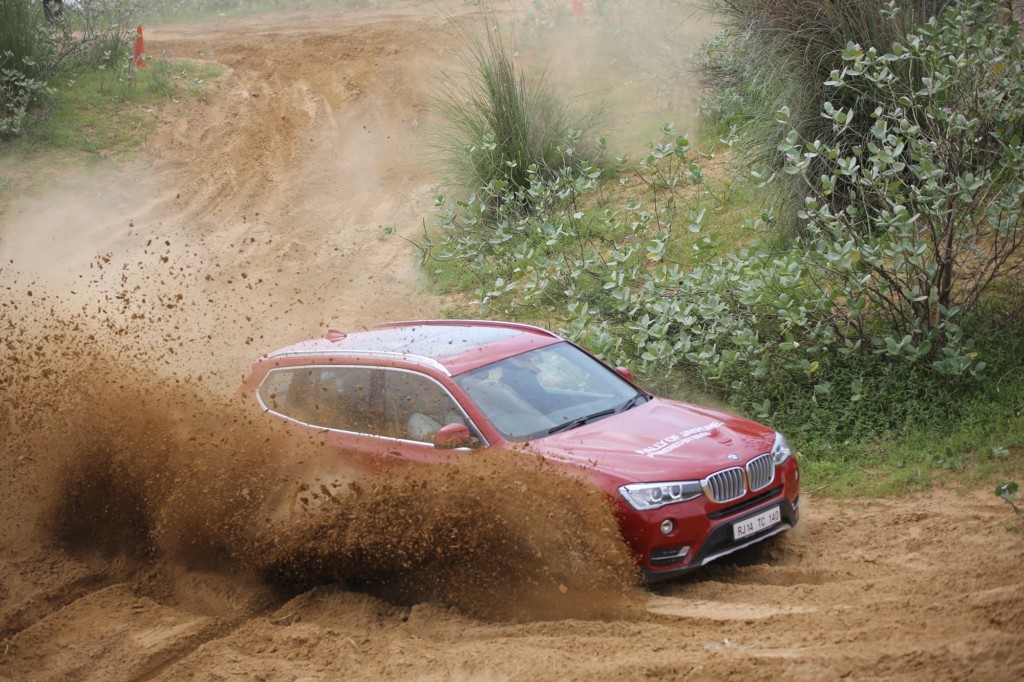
257,366 -> 480,444
258,366 -> 382,433
382,370 -> 477,443
256,369 -> 293,412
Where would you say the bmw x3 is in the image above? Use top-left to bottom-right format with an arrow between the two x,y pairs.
244,320 -> 801,580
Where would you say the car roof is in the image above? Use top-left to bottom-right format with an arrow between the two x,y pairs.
262,320 -> 564,376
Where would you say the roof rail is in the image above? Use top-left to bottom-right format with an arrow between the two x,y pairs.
267,349 -> 451,376
371,319 -> 562,339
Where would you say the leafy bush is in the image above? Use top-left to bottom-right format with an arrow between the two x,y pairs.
67,0 -> 142,70
777,0 -> 1024,368
698,0 -> 951,211
1,0 -> 144,139
1,0 -> 53,135
0,67 -> 46,136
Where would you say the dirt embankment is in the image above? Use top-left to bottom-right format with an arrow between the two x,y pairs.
1,2 -> 1022,680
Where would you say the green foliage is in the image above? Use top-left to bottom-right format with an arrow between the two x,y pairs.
1,0 -> 52,136
997,481 -> 1023,520
0,0 -> 145,139
432,16 -> 605,207
426,113 -> 1023,459
0,67 -> 46,136
777,1 -> 1024,368
7,57 -> 222,156
67,1 -> 141,70
0,0 -> 52,80
698,0 -> 951,208
425,126 -> 1024,488
425,123 -> 701,316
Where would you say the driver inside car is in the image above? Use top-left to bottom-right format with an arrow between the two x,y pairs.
406,388 -> 466,441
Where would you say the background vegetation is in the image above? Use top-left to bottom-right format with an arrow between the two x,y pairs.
424,0 -> 1024,495
431,15 -> 606,207
2,0 -> 1020,498
0,0 -> 223,154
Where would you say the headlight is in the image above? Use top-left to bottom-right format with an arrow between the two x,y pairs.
619,481 -> 703,511
772,431 -> 793,465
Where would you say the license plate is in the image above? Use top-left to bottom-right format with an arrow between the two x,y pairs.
733,505 -> 781,540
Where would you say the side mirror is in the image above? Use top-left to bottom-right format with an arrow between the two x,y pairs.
433,422 -> 474,449
615,366 -> 635,383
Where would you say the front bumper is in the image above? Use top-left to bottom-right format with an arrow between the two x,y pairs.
618,458 -> 801,582
642,494 -> 800,582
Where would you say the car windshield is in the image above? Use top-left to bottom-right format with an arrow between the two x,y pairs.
454,342 -> 643,441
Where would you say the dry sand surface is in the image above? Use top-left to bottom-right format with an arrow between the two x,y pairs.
1,2 -> 1023,680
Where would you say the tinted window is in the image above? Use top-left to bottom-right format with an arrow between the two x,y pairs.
257,366 -> 382,433
258,365 -> 481,444
382,370 -> 479,443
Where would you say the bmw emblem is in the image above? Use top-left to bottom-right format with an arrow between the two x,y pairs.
727,454 -> 741,461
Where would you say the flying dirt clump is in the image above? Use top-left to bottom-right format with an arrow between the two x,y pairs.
256,451 -> 643,621
42,379 -> 642,621
21,356 -> 283,570
1,290 -> 641,623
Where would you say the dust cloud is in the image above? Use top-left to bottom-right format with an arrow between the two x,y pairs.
492,1 -> 718,152
260,451 -> 641,621
1,274 -> 639,624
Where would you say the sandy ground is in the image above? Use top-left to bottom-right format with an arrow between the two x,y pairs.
1,2 -> 1023,680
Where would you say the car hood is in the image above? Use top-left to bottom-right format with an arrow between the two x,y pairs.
523,398 -> 776,484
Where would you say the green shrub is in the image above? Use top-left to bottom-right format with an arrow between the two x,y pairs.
427,1 -> 1024,440
0,68 -> 46,136
1,0 -> 144,139
698,0 -> 951,213
1,0 -> 52,135
778,1 -> 1024,365
71,1 -> 138,68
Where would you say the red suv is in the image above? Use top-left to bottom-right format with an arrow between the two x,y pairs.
244,320 -> 800,580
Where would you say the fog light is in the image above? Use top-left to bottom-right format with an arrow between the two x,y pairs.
649,545 -> 691,566
660,519 -> 674,535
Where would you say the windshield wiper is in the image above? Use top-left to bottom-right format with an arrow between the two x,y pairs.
617,391 -> 649,413
547,392 -> 650,435
547,407 -> 618,435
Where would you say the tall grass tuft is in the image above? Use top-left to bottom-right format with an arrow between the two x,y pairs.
433,16 -> 604,207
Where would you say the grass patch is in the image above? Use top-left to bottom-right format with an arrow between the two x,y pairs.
141,0 -> 404,26
4,58 -> 223,159
794,341 -> 1024,497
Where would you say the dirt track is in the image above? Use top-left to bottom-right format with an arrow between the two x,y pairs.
1,2 -> 1023,680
